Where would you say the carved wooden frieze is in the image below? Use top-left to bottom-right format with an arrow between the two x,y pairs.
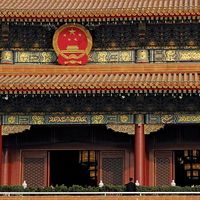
107,124 -> 135,135
1,49 -> 199,64
2,113 -> 200,126
14,51 -> 57,63
153,50 -> 200,62
89,50 -> 134,63
1,51 -> 13,64
2,114 -> 134,125
146,114 -> 200,124
2,125 -> 31,135
106,124 -> 164,135
144,124 -> 164,134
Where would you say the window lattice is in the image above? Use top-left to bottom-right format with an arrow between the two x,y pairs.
102,157 -> 123,185
24,157 -> 45,188
155,152 -> 172,186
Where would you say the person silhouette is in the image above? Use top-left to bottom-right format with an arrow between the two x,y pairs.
125,178 -> 136,192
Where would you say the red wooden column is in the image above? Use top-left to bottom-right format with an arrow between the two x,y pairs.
3,148 -> 9,185
0,125 -> 2,185
134,114 -> 145,185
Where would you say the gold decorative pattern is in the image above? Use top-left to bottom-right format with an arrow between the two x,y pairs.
107,124 -> 135,135
96,52 -> 107,63
91,51 -> 134,63
164,50 -> 177,61
144,124 -> 164,134
161,115 -> 174,124
155,50 -> 200,62
91,115 -> 105,124
2,125 -> 31,136
179,51 -> 200,61
177,115 -> 200,123
48,116 -> 88,123
18,52 -> 29,62
7,116 -> 17,124
119,115 -> 129,123
31,116 -> 45,124
12,50 -> 200,64
107,124 -> 164,135
136,50 -> 149,62
15,51 -> 56,63
1,51 -> 14,64
121,51 -> 132,62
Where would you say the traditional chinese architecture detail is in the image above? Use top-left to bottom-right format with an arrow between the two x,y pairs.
2,49 -> 199,64
6,116 -> 18,124
107,124 -> 135,135
136,50 -> 149,62
0,0 -> 198,22
47,116 -> 88,124
1,66 -> 199,95
144,124 -> 164,135
107,124 -> 164,135
179,51 -> 200,61
177,115 -> 200,123
0,23 -> 198,52
146,114 -> 175,124
15,51 -> 57,63
3,114 -> 57,125
0,0 -> 200,188
1,23 -> 9,48
164,50 -> 177,61
0,113 -> 194,125
90,114 -> 135,124
154,50 -> 200,62
1,51 -> 13,64
2,125 -> 31,135
160,115 -> 174,124
146,114 -> 200,124
118,115 -> 132,123
90,50 -> 134,63
91,115 -> 105,124
53,24 -> 92,65
2,114 -> 135,125
31,116 -> 45,124
135,114 -> 144,124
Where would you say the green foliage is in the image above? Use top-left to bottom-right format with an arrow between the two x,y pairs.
0,185 -> 24,192
68,185 -> 85,192
1,185 -> 200,192
136,186 -> 199,192
54,184 -> 68,192
100,184 -> 126,192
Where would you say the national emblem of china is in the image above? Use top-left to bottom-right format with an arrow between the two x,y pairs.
53,24 -> 93,65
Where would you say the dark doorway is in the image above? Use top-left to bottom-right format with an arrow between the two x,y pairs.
50,151 -> 79,186
50,150 -> 97,187
175,150 -> 200,186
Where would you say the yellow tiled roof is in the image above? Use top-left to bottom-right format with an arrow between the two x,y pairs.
0,0 -> 199,21
0,63 -> 199,94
